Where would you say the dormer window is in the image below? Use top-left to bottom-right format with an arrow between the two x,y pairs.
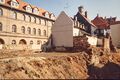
0,0 -> 5,4
33,8 -> 39,15
11,0 -> 19,8
51,14 -> 55,20
26,5 -> 32,13
45,12 -> 50,18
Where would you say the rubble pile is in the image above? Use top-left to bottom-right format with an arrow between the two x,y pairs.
73,36 -> 90,52
0,48 -> 120,79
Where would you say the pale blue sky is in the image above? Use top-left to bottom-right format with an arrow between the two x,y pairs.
24,0 -> 120,20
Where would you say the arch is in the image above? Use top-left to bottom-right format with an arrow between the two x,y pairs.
21,26 -> 25,34
0,8 -> 3,16
0,38 -> 5,44
23,14 -> 26,21
33,28 -> 36,35
38,29 -> 41,36
12,25 -> 17,32
19,39 -> 27,44
37,40 -> 41,45
27,27 -> 31,34
12,40 -> 16,44
11,11 -> 17,19
0,22 -> 2,31
30,40 -> 33,45
43,30 -> 47,36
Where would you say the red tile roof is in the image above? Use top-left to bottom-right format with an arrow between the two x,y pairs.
92,16 -> 110,29
3,0 -> 54,18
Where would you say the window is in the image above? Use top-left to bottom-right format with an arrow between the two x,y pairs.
11,11 -> 17,19
45,12 -> 49,18
33,8 -> 39,15
0,8 -> 3,16
41,19 -> 45,25
27,27 -> 31,34
26,5 -> 32,13
34,17 -> 36,23
11,0 -> 19,7
38,29 -> 41,36
21,26 -> 25,34
12,25 -> 17,32
51,14 -> 55,20
0,22 -> 2,31
12,40 -> 16,44
0,0 -> 4,3
33,28 -> 36,35
30,40 -> 33,45
28,16 -> 31,22
37,40 -> 41,45
23,14 -> 26,21
39,19 -> 41,24
43,30 -> 47,36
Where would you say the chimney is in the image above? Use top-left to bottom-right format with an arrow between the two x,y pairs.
85,11 -> 87,18
97,13 -> 99,17
78,6 -> 84,14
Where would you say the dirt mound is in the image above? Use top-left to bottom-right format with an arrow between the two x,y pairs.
0,50 -> 120,79
0,52 -> 89,79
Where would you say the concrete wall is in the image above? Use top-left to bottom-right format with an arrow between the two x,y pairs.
87,36 -> 97,46
52,11 -> 73,47
110,24 -> 120,47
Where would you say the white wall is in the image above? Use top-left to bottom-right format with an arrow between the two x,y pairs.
73,28 -> 80,36
110,24 -> 120,47
52,11 -> 74,47
87,36 -> 97,46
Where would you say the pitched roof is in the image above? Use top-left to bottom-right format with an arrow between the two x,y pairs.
76,12 -> 96,27
2,0 -> 54,19
92,16 -> 109,29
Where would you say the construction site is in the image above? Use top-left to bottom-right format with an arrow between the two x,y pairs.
0,0 -> 120,79
0,34 -> 120,79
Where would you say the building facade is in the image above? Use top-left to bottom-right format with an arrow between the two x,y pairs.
52,10 -> 97,49
110,22 -> 120,48
0,0 -> 55,50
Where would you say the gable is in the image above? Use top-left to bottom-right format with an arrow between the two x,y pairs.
53,11 -> 73,27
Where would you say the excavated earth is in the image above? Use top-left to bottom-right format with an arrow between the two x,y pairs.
0,49 -> 120,79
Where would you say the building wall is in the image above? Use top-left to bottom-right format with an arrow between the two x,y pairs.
0,6 -> 54,50
110,24 -> 120,47
52,11 -> 73,47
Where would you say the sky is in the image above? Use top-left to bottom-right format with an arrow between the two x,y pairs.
24,0 -> 120,20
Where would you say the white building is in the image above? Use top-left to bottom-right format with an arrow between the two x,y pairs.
52,11 -> 97,48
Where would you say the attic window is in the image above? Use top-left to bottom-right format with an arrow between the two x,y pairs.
0,0 -> 4,3
45,12 -> 49,18
26,5 -> 32,13
33,8 -> 39,15
51,14 -> 55,20
11,0 -> 19,7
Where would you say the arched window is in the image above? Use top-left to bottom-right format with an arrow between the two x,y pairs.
28,16 -> 31,22
37,40 -> 41,45
33,28 -> 36,35
23,14 -> 26,21
27,27 -> 31,34
43,30 -> 47,36
12,25 -> 17,32
11,11 -> 17,19
38,29 -> 41,36
12,40 -> 16,44
33,17 -> 36,23
45,12 -> 50,18
21,26 -> 25,34
30,40 -> 33,45
0,22 -> 2,31
0,8 -> 3,16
